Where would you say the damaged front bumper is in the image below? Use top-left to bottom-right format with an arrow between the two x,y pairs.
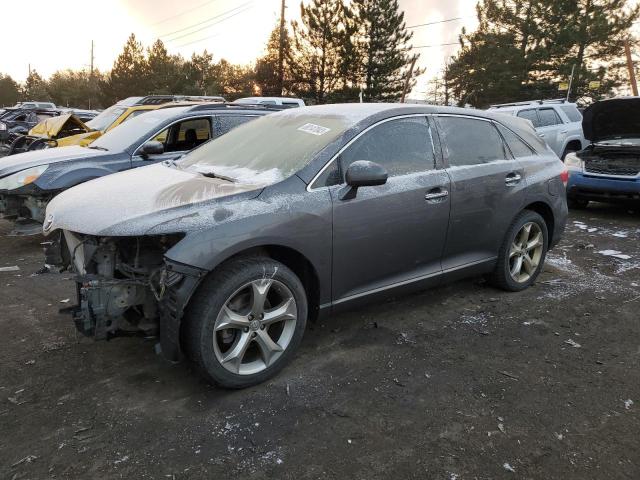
47,230 -> 205,361
0,192 -> 51,235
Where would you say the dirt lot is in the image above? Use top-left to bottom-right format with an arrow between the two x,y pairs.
1,204 -> 639,480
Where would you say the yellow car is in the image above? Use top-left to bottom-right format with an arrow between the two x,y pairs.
9,95 -> 224,154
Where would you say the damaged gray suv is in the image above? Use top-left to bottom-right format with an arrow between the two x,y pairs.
44,104 -> 568,388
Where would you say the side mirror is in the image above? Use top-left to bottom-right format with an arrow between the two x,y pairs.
139,140 -> 164,158
340,160 -> 388,200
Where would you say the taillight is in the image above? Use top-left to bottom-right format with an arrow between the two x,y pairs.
560,167 -> 569,187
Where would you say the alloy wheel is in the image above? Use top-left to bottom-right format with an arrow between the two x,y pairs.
509,222 -> 544,283
213,279 -> 297,375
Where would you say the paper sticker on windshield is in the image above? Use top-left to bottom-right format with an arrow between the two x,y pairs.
298,123 -> 331,136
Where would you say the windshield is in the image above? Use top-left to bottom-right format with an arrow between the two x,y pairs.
85,105 -> 128,131
178,111 -> 354,182
90,110 -> 171,151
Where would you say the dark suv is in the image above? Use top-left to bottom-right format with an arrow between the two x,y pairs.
44,104 -> 568,388
0,108 -> 60,145
0,104 -> 273,234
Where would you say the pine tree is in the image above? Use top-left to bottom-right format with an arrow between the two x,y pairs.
185,50 -> 217,95
255,22 -> 292,96
23,69 -> 50,101
147,39 -> 186,95
0,74 -> 21,106
289,0 -> 346,104
347,0 -> 419,102
103,34 -> 150,103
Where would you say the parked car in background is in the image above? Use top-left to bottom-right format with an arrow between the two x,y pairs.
59,108 -> 99,123
43,103 -> 568,388
488,100 -> 587,159
13,101 -> 57,110
234,96 -> 305,108
565,97 -> 640,208
0,104 -> 272,234
0,108 -> 60,146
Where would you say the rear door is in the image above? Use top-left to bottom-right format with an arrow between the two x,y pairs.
435,115 -> 526,270
330,115 -> 451,302
535,108 -> 564,156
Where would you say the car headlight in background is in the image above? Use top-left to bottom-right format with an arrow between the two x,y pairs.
564,152 -> 583,169
0,122 -> 6,131
0,165 -> 49,191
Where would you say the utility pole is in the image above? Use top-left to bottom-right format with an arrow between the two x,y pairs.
278,0 -> 286,96
625,39 -> 638,96
401,55 -> 418,103
444,64 -> 450,106
566,64 -> 575,102
89,40 -> 95,109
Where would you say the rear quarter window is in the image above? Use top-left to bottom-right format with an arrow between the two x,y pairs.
560,105 -> 583,122
517,109 -> 540,127
496,123 -> 536,158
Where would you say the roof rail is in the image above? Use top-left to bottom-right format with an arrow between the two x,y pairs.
490,98 -> 569,108
188,103 -> 288,112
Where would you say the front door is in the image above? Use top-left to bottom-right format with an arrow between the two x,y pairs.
331,116 -> 451,302
131,116 -> 214,168
435,115 -> 526,270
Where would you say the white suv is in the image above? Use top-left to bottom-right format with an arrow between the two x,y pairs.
488,100 -> 587,159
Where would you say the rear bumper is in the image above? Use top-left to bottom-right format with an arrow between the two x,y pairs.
566,170 -> 640,203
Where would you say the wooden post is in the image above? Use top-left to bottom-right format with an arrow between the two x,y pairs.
625,39 -> 638,96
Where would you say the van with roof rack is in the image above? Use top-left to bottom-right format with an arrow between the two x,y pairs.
488,99 -> 587,159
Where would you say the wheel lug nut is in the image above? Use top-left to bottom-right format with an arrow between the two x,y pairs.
244,327 -> 249,333
259,314 -> 264,320
260,325 -> 265,330
248,315 -> 254,321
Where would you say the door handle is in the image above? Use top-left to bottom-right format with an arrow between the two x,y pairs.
505,173 -> 522,186
425,188 -> 449,201
560,130 -> 568,134
539,133 -> 545,138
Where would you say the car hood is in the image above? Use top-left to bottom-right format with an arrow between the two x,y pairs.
28,114 -> 91,138
44,163 -> 269,237
0,145 -> 104,178
582,97 -> 640,142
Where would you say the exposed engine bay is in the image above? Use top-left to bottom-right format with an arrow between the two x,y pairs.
46,231 -> 186,341
580,143 -> 640,178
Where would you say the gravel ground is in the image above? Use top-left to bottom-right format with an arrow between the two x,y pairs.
1,204 -> 639,480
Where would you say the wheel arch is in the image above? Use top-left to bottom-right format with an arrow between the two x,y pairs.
523,201 -> 555,246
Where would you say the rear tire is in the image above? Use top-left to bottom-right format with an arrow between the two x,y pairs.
489,210 -> 548,292
567,198 -> 589,209
184,256 -> 308,389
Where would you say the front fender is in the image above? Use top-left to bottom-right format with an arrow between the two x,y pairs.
35,166 -> 115,192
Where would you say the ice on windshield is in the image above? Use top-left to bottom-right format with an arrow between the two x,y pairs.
178,109 -> 365,182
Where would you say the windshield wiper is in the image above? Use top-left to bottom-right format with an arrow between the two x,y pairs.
199,171 -> 236,183
88,145 -> 108,151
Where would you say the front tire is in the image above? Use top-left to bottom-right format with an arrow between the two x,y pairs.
184,256 -> 308,389
489,210 -> 548,292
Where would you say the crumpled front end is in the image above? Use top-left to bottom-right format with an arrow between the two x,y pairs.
47,230 -> 204,359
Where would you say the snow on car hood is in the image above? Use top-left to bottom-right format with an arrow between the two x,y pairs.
582,97 -> 640,142
44,162 -> 274,237
0,145 -> 103,178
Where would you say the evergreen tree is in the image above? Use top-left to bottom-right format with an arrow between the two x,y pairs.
347,0 -> 419,101
47,69 -> 104,109
103,34 -> 150,103
147,39 -> 187,95
255,22 -> 292,96
289,0 -> 346,104
23,69 -> 50,101
185,50 -> 217,94
0,74 -> 21,106
447,0 -> 640,107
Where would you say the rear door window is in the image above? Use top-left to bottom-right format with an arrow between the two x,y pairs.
560,105 -> 582,122
537,108 -> 563,127
437,116 -> 508,166
216,115 -> 259,136
517,109 -> 540,127
339,116 -> 435,178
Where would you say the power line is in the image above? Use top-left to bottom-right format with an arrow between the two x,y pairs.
410,42 -> 460,49
407,17 -> 463,29
160,1 -> 254,41
151,0 -> 220,26
172,6 -> 254,48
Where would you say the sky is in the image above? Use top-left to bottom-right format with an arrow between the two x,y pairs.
1,0 -> 478,98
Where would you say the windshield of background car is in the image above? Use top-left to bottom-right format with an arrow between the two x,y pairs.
85,105 -> 128,131
90,110 -> 177,151
178,112 -> 354,183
